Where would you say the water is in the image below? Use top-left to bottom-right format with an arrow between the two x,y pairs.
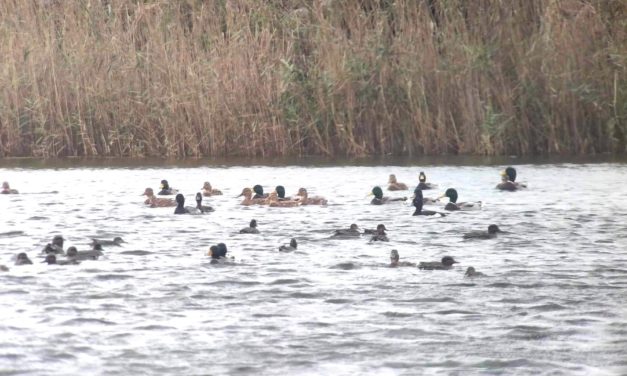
1,160 -> 626,375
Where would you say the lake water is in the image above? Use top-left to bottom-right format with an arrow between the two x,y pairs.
1,159 -> 626,375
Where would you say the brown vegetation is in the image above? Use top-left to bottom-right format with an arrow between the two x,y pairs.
0,0 -> 624,158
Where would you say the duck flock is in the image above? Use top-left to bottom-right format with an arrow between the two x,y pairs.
0,167 -> 526,275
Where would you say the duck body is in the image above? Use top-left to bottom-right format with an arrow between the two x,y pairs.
268,191 -> 300,207
240,219 -> 260,234
91,237 -> 124,247
389,250 -> 416,267
387,174 -> 408,191
371,186 -> 406,205
1,182 -> 18,194
418,256 -> 458,270
332,224 -> 361,238
279,238 -> 298,252
195,193 -> 215,213
67,247 -> 103,261
296,188 -> 327,205
465,267 -> 486,277
44,254 -> 79,265
238,188 -> 267,206
417,172 -> 437,190
440,188 -> 481,211
158,180 -> 178,196
174,194 -> 202,215
463,225 -> 502,240
369,224 -> 389,242
143,188 -> 176,207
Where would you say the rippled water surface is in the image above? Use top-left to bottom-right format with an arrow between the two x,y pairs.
1,161 -> 626,375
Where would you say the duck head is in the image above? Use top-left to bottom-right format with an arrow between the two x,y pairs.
202,181 -> 212,190
371,186 -> 383,199
238,188 -> 253,199
505,167 -> 517,182
93,243 -> 103,251
250,219 -> 257,228
175,193 -> 185,206
488,224 -> 501,234
44,254 -> 57,264
16,253 -> 31,263
289,238 -> 297,248
217,243 -> 228,257
440,188 -> 458,203
376,224 -> 387,235
441,256 -> 458,266
208,245 -> 219,259
66,247 -> 78,258
275,185 -> 286,199
113,237 -> 125,244
419,172 -> 427,183
253,185 -> 264,197
2,181 -> 10,191
142,188 -> 155,197
390,249 -> 399,265
465,266 -> 476,276
195,192 -> 203,207
160,180 -> 170,190
52,235 -> 64,248
296,188 -> 308,199
349,224 -> 359,231
388,174 -> 398,184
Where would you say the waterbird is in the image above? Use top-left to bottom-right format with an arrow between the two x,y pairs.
43,254 -> 79,265
465,267 -> 486,277
370,186 -> 406,205
143,188 -> 175,207
463,225 -> 503,239
237,188 -> 266,205
158,180 -> 178,195
268,191 -> 300,207
332,224 -> 361,238
418,256 -> 458,270
387,174 -> 408,191
201,181 -> 223,196
252,185 -> 269,199
174,194 -> 201,215
195,193 -> 215,213
91,237 -> 125,247
1,181 -> 18,194
417,171 -> 437,190
67,246 -> 103,261
42,235 -> 65,254
390,250 -> 416,267
496,167 -> 527,191
439,188 -> 481,211
369,224 -> 389,242
15,253 -> 33,265
295,188 -> 327,205
240,219 -> 260,234
279,238 -> 298,252
412,187 -> 445,216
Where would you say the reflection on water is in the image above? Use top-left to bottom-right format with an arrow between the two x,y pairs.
1,161 -> 627,375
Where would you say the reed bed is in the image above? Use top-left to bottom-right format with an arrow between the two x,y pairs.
0,0 -> 624,158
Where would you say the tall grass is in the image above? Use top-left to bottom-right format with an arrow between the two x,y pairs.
0,0 -> 624,158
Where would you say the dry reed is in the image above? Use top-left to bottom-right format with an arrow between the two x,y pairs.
0,0 -> 624,158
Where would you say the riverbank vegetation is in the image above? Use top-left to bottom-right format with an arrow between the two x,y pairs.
0,0 -> 624,158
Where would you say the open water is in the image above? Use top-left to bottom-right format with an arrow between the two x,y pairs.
1,159 -> 626,375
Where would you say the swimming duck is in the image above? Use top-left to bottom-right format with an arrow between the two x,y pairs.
295,188 -> 327,205
201,182 -> 223,196
332,224 -> 361,238
195,193 -> 215,213
463,224 -> 502,239
43,254 -> 79,265
252,185 -> 269,199
417,171 -> 437,190
496,167 -> 527,191
67,246 -> 103,261
0,265 -> 8,272
370,186 -> 407,205
237,188 -> 266,205
174,194 -> 201,215
412,187 -> 445,216
143,188 -> 176,207
439,188 -> 481,211
91,237 -> 124,247
387,174 -> 408,191
369,224 -> 389,242
268,191 -> 300,207
217,243 -> 228,258
390,250 -> 416,267
240,219 -> 260,234
1,181 -> 18,194
15,253 -> 33,265
465,266 -> 486,277
418,256 -> 458,270
279,238 -> 298,252
158,180 -> 178,195
42,235 -> 65,255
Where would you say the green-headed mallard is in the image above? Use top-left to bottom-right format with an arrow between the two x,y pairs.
496,167 -> 527,191
252,185 -> 269,199
370,186 -> 406,205
439,188 -> 481,211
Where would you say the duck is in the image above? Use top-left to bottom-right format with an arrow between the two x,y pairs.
412,187 -> 446,216
275,186 -> 293,201
1,181 -> 18,194
438,188 -> 481,211
143,188 -> 176,207
295,188 -> 327,205
465,266 -> 486,277
389,250 -> 416,267
174,194 -> 201,215
66,246 -> 103,261
370,186 -> 407,205
418,256 -> 458,270
252,185 -> 269,199
42,235 -> 65,255
387,174 -> 408,191
15,253 -> 33,265
417,171 -> 437,190
332,224 -> 361,238
43,254 -> 79,265
195,193 -> 215,213
201,181 -> 223,196
268,191 -> 300,207
463,224 -> 502,239
0,265 -> 8,272
240,219 -> 260,234
238,188 -> 267,205
369,224 -> 389,242
91,237 -> 124,247
158,180 -> 178,195
496,167 -> 527,191
279,238 -> 298,252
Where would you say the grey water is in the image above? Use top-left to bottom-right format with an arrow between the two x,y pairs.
1,159 -> 626,375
